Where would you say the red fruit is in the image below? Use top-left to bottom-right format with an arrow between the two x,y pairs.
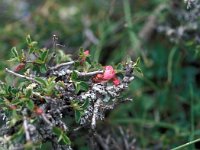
93,73 -> 104,82
96,74 -> 104,79
103,66 -> 116,80
93,65 -> 118,84
35,107 -> 43,115
14,63 -> 25,72
112,76 -> 120,86
83,50 -> 89,56
81,50 -> 90,63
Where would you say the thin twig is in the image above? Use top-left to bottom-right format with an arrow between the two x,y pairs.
5,68 -> 39,84
73,126 -> 83,132
91,98 -> 101,129
23,116 -> 30,142
48,35 -> 58,66
48,105 -> 71,113
119,127 -> 129,150
50,61 -> 103,76
172,138 -> 200,150
73,123 -> 90,132
53,35 -> 58,54
41,114 -> 53,127
52,68 -> 103,77
76,70 -> 103,77
65,69 -> 104,77
49,61 -> 75,70
94,133 -> 109,150
32,92 -> 55,101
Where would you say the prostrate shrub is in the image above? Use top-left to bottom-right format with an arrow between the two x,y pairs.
0,35 -> 137,149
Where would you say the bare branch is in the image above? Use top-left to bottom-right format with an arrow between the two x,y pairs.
76,70 -> 103,77
5,68 -> 39,84
93,133 -> 109,150
91,98 -> 101,129
50,61 -> 103,77
41,114 -> 53,127
49,61 -> 75,70
23,116 -> 30,142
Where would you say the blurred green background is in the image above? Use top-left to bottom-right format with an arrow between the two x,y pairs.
0,0 -> 200,149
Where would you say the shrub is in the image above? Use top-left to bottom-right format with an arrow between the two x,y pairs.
0,35 -> 137,149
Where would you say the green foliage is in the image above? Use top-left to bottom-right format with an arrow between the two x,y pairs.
71,70 -> 89,94
0,33 -> 134,149
53,127 -> 71,145
35,77 -> 57,96
74,81 -> 89,94
71,99 -> 90,123
0,0 -> 200,149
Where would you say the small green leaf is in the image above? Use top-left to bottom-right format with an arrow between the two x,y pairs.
39,64 -> 47,74
57,81 -> 65,88
7,86 -> 12,94
29,41 -> 38,53
40,49 -> 49,62
12,99 -> 23,105
75,83 -> 81,94
7,57 -> 18,62
116,63 -> 123,71
56,50 -> 72,63
53,127 -> 71,145
26,35 -> 32,44
32,65 -> 41,73
133,57 -> 140,67
34,59 -> 44,64
71,71 -> 78,81
10,111 -> 21,126
74,81 -> 89,94
53,127 -> 62,135
62,133 -> 71,145
26,99 -> 34,110
79,47 -> 84,55
134,67 -> 143,76
30,41 -> 38,47
84,61 -> 91,71
10,127 -> 24,141
58,134 -> 63,143
79,81 -> 89,91
25,89 -> 32,97
19,49 -> 26,62
75,110 -> 82,123
35,77 -> 47,87
11,47 -> 19,58
81,99 -> 89,110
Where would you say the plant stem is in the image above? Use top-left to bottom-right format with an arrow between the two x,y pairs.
190,84 -> 195,150
123,0 -> 140,57
5,68 -> 39,84
171,138 -> 200,150
167,47 -> 177,84
49,61 -> 75,70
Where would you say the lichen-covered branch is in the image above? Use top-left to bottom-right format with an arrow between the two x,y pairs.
0,36 -> 136,150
